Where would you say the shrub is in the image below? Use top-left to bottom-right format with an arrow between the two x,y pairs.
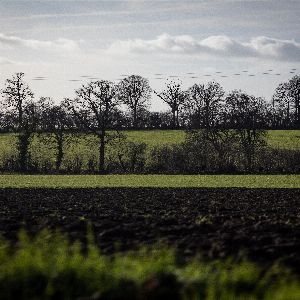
146,144 -> 187,174
108,134 -> 147,173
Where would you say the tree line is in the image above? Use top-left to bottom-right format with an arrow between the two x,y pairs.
0,72 -> 299,174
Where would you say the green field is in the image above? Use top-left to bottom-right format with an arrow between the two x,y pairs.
267,130 -> 300,149
0,174 -> 299,188
0,130 -> 298,173
126,130 -> 300,149
0,130 -> 299,149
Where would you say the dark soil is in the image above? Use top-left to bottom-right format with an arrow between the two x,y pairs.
1,188 -> 300,269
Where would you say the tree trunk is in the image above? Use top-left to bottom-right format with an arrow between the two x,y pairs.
18,107 -> 23,132
55,132 -> 64,171
18,131 -> 31,172
133,107 -> 137,129
245,129 -> 253,172
171,109 -> 176,129
295,94 -> 300,129
99,132 -> 105,174
130,150 -> 137,172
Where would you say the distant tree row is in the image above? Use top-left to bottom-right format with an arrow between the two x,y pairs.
0,72 -> 299,173
1,73 -> 299,130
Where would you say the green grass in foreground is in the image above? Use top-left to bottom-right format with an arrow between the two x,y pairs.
0,230 -> 299,300
0,175 -> 299,188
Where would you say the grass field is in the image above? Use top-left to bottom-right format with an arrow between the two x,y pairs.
0,174 -> 299,188
0,130 -> 299,149
267,130 -> 300,149
0,130 -> 298,173
126,130 -> 300,149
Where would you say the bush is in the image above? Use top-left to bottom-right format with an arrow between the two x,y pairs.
147,130 -> 241,174
107,134 -> 147,173
146,130 -> 300,174
255,148 -> 300,173
146,144 -> 187,174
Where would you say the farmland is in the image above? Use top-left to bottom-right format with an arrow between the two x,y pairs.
1,187 -> 300,269
127,129 -> 300,150
0,130 -> 299,151
0,174 -> 299,188
1,0 -> 300,296
0,130 -> 299,174
0,131 -> 300,298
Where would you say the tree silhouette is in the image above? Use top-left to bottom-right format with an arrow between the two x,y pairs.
185,82 -> 224,128
273,76 -> 300,129
155,80 -> 187,129
225,90 -> 267,171
117,75 -> 151,129
1,73 -> 35,171
65,80 -> 119,173
37,97 -> 74,171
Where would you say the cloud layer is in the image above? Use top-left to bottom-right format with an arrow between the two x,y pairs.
1,32 -> 299,63
0,33 -> 80,52
109,34 -> 300,62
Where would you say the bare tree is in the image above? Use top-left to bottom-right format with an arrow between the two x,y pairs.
1,73 -> 34,130
37,97 -> 74,171
225,90 -> 267,171
65,80 -> 119,173
185,82 -> 224,128
155,80 -> 187,129
273,75 -> 300,129
1,73 -> 35,171
117,75 -> 151,129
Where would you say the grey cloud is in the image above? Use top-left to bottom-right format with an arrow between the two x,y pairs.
249,36 -> 300,61
109,34 -> 300,61
0,33 -> 80,52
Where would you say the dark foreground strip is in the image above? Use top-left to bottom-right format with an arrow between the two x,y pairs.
1,188 -> 300,269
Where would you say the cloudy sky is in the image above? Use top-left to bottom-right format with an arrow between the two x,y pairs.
0,0 -> 299,110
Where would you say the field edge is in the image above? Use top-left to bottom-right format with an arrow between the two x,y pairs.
0,174 -> 299,188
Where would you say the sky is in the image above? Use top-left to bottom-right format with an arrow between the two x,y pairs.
0,0 -> 299,111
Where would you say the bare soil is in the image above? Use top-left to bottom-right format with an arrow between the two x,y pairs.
1,188 -> 300,269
